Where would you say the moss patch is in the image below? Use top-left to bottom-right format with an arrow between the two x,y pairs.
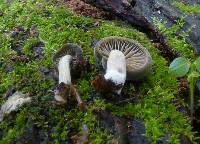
0,0 -> 197,143
153,17 -> 196,59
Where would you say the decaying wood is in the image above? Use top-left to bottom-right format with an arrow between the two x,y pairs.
82,0 -> 152,30
81,0 -> 200,54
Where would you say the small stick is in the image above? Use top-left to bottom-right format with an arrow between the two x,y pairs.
70,85 -> 87,110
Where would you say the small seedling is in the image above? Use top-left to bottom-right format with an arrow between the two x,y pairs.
169,57 -> 200,117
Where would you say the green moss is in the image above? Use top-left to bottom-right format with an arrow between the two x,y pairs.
93,21 -> 196,143
21,38 -> 41,57
77,80 -> 92,100
0,33 -> 12,59
83,109 -> 97,130
174,1 -> 200,14
48,109 -> 82,143
83,103 -> 114,143
113,87 -> 196,143
90,128 -> 113,144
153,17 -> 195,59
0,0 -> 197,143
0,108 -> 28,144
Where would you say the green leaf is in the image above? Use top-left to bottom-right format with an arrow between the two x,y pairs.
169,57 -> 190,77
194,57 -> 200,73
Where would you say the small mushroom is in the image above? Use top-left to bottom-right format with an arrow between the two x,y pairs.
94,36 -> 152,80
53,43 -> 89,79
53,43 -> 84,65
53,43 -> 86,108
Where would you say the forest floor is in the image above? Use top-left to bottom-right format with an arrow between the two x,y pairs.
0,0 -> 199,143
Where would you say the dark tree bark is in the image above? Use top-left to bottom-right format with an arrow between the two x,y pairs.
82,0 -> 200,54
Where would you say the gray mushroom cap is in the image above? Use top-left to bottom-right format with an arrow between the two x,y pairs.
53,43 -> 85,79
94,36 -> 152,80
53,43 -> 83,66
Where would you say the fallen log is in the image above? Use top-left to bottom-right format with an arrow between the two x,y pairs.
81,0 -> 200,54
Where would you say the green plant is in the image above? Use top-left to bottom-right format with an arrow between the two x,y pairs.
153,17 -> 195,59
169,57 -> 200,116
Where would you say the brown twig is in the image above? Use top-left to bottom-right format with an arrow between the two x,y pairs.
70,85 -> 87,110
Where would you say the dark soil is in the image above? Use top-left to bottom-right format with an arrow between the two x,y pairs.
32,42 -> 45,60
93,109 -> 150,144
149,30 -> 179,63
15,115 -> 46,144
193,106 -> 200,136
193,80 -> 200,136
178,77 -> 190,98
10,26 -> 28,54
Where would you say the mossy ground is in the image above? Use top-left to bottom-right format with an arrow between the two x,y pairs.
0,0 -> 198,143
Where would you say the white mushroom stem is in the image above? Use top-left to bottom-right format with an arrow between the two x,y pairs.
58,55 -> 72,84
55,55 -> 85,108
55,55 -> 72,103
104,50 -> 126,94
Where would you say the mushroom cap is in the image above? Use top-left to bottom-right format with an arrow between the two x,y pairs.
53,43 -> 87,79
95,36 -> 152,80
53,43 -> 83,66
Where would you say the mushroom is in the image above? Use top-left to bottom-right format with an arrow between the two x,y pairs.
53,43 -> 86,108
53,43 -> 86,78
94,36 -> 152,80
57,55 -> 72,85
92,50 -> 126,94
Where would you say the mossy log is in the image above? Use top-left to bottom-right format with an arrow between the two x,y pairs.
81,0 -> 200,54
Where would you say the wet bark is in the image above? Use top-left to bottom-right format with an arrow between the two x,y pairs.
82,0 -> 200,54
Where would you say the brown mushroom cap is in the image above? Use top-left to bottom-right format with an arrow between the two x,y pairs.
53,43 -> 83,66
95,36 -> 152,80
53,43 -> 86,79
